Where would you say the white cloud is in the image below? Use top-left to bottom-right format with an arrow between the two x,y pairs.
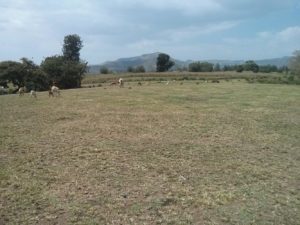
0,0 -> 299,63
162,21 -> 239,42
123,0 -> 223,15
276,26 -> 300,42
220,26 -> 300,59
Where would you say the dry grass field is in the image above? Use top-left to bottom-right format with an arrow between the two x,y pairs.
0,81 -> 299,224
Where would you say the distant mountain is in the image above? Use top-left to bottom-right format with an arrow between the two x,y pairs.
255,57 -> 290,67
88,52 -> 190,73
87,53 -> 290,73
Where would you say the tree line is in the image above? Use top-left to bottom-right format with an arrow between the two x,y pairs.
0,34 -> 87,91
110,53 -> 294,74
156,54 -> 290,73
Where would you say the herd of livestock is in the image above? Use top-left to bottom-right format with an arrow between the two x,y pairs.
17,85 -> 60,98
14,78 -> 125,98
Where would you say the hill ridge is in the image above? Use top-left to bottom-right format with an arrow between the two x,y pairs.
88,53 -> 290,73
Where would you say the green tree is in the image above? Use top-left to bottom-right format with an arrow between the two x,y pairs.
0,61 -> 24,88
189,62 -> 201,72
236,65 -> 244,72
20,58 -> 49,91
100,66 -> 109,74
0,58 -> 50,91
41,55 -> 87,89
289,50 -> 300,77
200,62 -> 214,72
243,60 -> 259,73
63,34 -> 83,62
156,53 -> 174,72
25,69 -> 49,91
62,60 -> 87,88
41,35 -> 87,89
127,66 -> 134,73
214,63 -> 221,71
259,65 -> 278,73
135,65 -> 145,73
188,62 -> 213,72
40,55 -> 65,85
278,66 -> 289,74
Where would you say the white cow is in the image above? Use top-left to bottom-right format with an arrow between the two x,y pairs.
51,86 -> 60,97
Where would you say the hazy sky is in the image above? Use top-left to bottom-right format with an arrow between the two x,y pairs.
1,0 -> 300,64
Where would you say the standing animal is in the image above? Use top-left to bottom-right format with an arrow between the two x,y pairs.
118,78 -> 124,88
51,86 -> 60,97
30,90 -> 37,98
18,87 -> 26,96
48,90 -> 54,97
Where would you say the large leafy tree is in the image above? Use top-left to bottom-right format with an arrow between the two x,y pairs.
0,61 -> 24,88
20,58 -> 49,91
188,61 -> 213,72
243,60 -> 259,73
40,55 -> 65,85
41,34 -> 87,89
41,55 -> 87,89
62,60 -> 87,88
63,34 -> 83,62
214,63 -> 221,72
0,58 -> 48,90
289,50 -> 300,77
156,53 -> 174,72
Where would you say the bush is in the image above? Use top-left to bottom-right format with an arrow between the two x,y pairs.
100,66 -> 109,74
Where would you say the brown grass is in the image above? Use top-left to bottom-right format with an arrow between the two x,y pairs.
0,81 -> 299,224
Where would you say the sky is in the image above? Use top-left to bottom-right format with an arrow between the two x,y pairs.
0,0 -> 300,65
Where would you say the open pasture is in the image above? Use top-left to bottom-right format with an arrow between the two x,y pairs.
81,71 -> 282,85
0,82 -> 299,224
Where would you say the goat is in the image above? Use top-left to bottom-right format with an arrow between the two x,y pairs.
51,86 -> 60,97
18,87 -> 26,96
30,90 -> 37,98
118,78 -> 124,88
48,90 -> 54,97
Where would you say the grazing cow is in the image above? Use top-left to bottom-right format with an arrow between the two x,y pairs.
137,82 -> 142,86
30,90 -> 37,98
18,87 -> 26,96
118,78 -> 124,88
51,86 -> 60,97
